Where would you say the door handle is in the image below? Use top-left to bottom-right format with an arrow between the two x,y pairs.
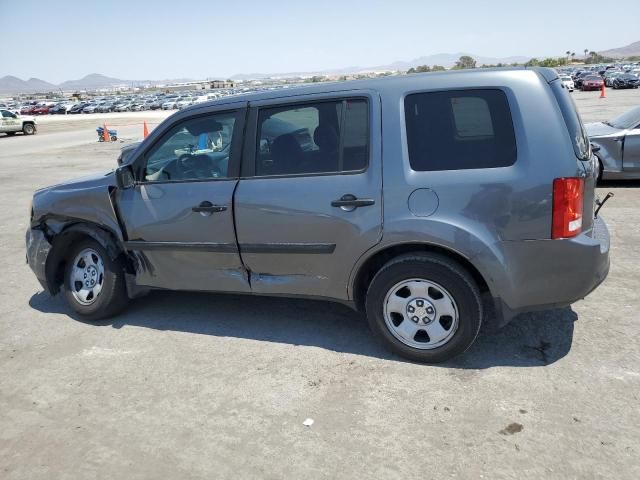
331,194 -> 375,209
192,201 -> 227,214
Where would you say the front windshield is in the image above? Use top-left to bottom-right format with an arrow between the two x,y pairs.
607,106 -> 640,130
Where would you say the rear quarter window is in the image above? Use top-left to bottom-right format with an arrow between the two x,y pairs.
404,89 -> 517,171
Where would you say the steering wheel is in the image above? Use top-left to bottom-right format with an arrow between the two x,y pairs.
176,154 -> 220,179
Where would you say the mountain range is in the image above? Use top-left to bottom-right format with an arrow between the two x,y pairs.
599,40 -> 640,59
2,40 -> 638,94
0,73 -> 195,95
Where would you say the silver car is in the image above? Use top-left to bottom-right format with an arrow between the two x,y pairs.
586,106 -> 640,181
25,68 -> 610,363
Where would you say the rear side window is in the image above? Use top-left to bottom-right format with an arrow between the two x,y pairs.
256,99 -> 368,176
404,89 -> 517,171
550,80 -> 589,160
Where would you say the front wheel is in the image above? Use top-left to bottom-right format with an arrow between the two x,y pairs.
63,239 -> 128,320
22,123 -> 35,135
365,253 -> 482,363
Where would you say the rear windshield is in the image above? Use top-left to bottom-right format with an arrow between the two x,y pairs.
550,80 -> 589,160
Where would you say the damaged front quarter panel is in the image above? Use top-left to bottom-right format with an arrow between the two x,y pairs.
27,170 -> 131,294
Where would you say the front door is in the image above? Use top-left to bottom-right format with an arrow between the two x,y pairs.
116,106 -> 250,293
623,127 -> 640,173
234,93 -> 382,301
1,110 -> 20,132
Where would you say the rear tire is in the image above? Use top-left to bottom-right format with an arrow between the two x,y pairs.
6,132 -> 16,136
365,253 -> 482,363
63,239 -> 128,320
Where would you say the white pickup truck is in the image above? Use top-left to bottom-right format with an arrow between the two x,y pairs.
1,109 -> 37,136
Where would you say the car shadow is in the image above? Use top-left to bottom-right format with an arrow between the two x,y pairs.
29,290 -> 577,369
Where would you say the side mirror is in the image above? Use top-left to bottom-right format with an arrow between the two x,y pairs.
590,143 -> 601,153
115,165 -> 135,189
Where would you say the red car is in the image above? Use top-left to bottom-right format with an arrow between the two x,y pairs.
33,105 -> 52,115
581,75 -> 604,91
20,105 -> 37,114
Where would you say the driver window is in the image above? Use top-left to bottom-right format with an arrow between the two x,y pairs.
143,111 -> 237,182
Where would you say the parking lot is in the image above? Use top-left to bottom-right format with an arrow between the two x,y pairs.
1,88 -> 639,479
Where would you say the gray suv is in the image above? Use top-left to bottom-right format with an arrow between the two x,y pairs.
26,68 -> 610,362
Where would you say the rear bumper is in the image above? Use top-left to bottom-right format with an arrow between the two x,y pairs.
25,228 -> 53,293
497,215 -> 610,316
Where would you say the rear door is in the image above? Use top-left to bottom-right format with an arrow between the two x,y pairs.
234,91 -> 382,301
116,103 -> 250,293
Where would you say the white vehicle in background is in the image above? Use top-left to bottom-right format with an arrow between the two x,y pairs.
0,109 -> 37,136
194,93 -> 220,104
162,99 -> 178,110
559,75 -> 575,91
176,97 -> 195,109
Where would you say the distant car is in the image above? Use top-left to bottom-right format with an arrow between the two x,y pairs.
96,103 -> 116,113
611,74 -> 639,89
586,105 -> 640,181
162,99 -> 178,110
69,103 -> 88,114
604,71 -> 623,87
177,98 -> 194,109
559,75 -> 574,91
581,75 -> 604,91
20,105 -> 37,115
149,100 -> 164,110
82,104 -> 100,114
33,105 -> 52,115
114,103 -> 132,112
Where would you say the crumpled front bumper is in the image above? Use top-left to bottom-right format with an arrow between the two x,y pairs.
26,228 -> 53,293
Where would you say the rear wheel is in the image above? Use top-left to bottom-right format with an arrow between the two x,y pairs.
6,131 -> 16,136
22,123 -> 35,135
365,253 -> 482,363
63,239 -> 128,320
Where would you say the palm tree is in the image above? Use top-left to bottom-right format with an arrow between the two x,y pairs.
566,50 -> 571,62
571,52 -> 576,62
584,49 -> 588,59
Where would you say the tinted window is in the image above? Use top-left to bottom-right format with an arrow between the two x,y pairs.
550,80 -> 590,160
1,110 -> 15,118
143,111 -> 239,182
404,89 -> 517,171
256,99 -> 368,176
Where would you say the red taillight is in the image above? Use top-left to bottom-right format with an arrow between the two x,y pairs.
552,178 -> 584,239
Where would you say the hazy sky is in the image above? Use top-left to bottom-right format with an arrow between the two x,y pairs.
1,0 -> 638,83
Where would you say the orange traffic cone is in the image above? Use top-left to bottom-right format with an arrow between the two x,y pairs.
600,84 -> 606,99
103,123 -> 109,142
143,121 -> 149,138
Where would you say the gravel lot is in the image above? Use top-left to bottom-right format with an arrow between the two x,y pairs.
1,88 -> 639,479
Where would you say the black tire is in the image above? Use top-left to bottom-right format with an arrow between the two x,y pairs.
110,135 -> 117,142
6,131 -> 16,136
365,253 -> 482,363
63,238 -> 128,320
22,123 -> 35,135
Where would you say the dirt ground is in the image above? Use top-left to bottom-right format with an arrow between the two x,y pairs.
0,88 -> 639,479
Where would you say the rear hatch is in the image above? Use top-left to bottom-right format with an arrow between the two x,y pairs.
549,78 -> 596,233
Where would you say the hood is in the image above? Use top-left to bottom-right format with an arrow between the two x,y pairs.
34,170 -> 116,197
584,122 -> 622,138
